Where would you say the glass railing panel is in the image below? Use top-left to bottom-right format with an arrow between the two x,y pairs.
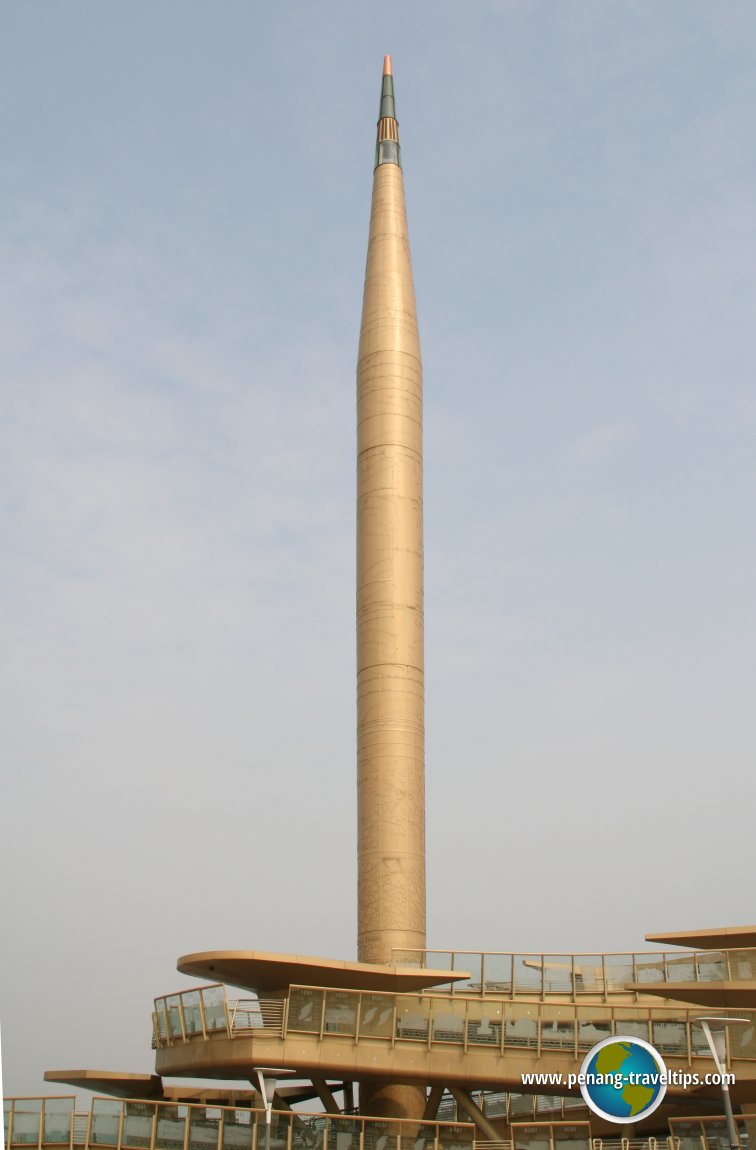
364,1120 -> 397,1150
291,1114 -> 325,1150
573,957 -> 604,995
509,1097 -> 535,1119
403,1121 -> 439,1150
258,1114 -> 288,1150
504,1004 -> 538,1048
482,953 -> 513,994
428,1002 -> 462,1048
625,952 -> 662,989
602,955 -> 634,992
201,986 -> 227,1033
685,1117 -> 750,1150
540,1006 -> 575,1051
533,1097 -> 562,1117
668,1119 -> 704,1150
466,1001 -> 502,1046
155,1008 -> 168,1041
182,990 -> 203,1036
154,999 -> 169,1041
552,1123 -> 591,1150
691,1023 -> 712,1057
512,1124 -> 551,1150
358,993 -> 395,1039
665,954 -> 697,982
43,1100 -> 74,1115
396,995 -> 429,1042
483,1094 -> 508,1120
437,1124 -> 474,1150
3,1103 -> 11,1149
232,999 -> 264,1031
576,1008 -> 612,1050
696,953 -> 727,982
324,990 -> 358,1036
431,1005 -> 465,1045
513,956 -> 543,995
325,1116 -> 361,1150
652,1019 -> 688,1055
43,1099 -> 74,1144
728,1019 -> 756,1060
9,1112 -> 41,1144
542,956 -> 575,994
700,1119 -> 734,1150
450,954 -> 482,995
220,1110 -> 254,1150
728,949 -> 756,980
288,987 -> 323,1033
123,1103 -> 156,1149
155,1107 -> 187,1150
188,1109 -> 221,1150
166,996 -> 184,1039
90,1100 -> 122,1148
612,1011 -> 650,1043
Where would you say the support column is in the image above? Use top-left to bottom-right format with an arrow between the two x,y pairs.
449,1090 -> 503,1143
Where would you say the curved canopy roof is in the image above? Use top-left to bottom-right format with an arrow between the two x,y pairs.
43,1071 -> 164,1099
646,925 -> 756,950
43,1071 -> 329,1106
176,950 -> 469,994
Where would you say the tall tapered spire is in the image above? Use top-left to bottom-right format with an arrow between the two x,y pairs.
357,59 -> 425,984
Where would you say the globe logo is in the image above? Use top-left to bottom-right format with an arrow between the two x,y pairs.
579,1035 -> 667,1123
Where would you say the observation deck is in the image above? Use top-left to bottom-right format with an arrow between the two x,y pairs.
140,977 -> 756,1099
45,943 -> 756,1136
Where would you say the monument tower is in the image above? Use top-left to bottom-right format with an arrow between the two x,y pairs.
356,57 -> 427,1119
357,55 -> 426,972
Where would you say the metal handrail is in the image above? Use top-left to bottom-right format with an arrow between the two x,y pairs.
229,997 -> 285,1034
72,1112 -> 91,1147
591,1141 -> 680,1150
391,947 -> 756,998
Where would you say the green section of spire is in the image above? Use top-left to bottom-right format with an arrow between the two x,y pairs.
379,74 -> 396,120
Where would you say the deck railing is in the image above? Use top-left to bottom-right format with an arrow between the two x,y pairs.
3,1098 -> 474,1150
151,982 -> 756,1065
390,949 -> 756,1000
152,986 -> 286,1047
6,1101 -> 753,1150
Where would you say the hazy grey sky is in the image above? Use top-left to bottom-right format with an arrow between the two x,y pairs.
2,0 -> 756,1099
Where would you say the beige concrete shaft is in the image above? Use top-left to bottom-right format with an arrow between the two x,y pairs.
357,160 -> 425,968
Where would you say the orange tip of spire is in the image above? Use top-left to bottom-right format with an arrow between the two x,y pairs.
383,55 -> 392,76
